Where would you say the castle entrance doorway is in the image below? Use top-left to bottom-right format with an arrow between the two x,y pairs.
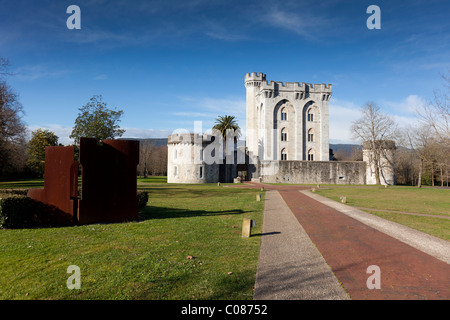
237,164 -> 249,181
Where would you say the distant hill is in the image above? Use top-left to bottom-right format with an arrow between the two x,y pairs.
132,139 -> 360,154
139,138 -> 169,147
329,144 -> 361,154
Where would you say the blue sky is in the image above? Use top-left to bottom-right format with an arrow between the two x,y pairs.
1,0 -> 450,144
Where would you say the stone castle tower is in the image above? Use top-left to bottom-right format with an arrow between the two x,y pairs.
244,72 -> 332,162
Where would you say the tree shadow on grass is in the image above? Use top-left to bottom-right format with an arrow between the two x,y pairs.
139,205 -> 248,220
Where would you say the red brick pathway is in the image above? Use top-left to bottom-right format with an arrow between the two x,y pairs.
239,182 -> 450,300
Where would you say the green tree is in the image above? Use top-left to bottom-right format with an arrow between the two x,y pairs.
26,129 -> 59,177
70,95 -> 125,144
212,115 -> 241,160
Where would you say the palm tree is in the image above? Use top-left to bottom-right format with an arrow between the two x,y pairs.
212,115 -> 241,160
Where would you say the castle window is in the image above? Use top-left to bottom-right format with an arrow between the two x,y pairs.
307,149 -> 314,161
200,150 -> 203,161
281,108 -> 287,121
308,128 -> 314,142
307,108 -> 314,122
281,148 -> 287,160
281,128 -> 287,141
199,166 -> 203,179
174,149 -> 177,160
174,166 -> 178,177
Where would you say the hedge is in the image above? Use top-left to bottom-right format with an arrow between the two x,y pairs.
0,195 -> 73,229
137,190 -> 149,211
0,196 -> 38,229
0,191 -> 149,229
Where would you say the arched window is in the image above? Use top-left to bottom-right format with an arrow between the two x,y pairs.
174,149 -> 178,160
173,166 -> 178,177
308,128 -> 314,142
307,108 -> 314,122
281,107 -> 287,121
281,148 -> 287,160
307,149 -> 314,161
281,128 -> 287,141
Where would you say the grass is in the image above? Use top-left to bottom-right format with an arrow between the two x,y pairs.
0,178 -> 265,300
365,210 -> 450,241
0,179 -> 44,189
137,176 -> 167,184
2,178 -> 448,299
315,185 -> 450,240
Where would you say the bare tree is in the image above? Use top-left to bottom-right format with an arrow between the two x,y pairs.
0,58 -> 27,179
406,124 -> 436,188
417,72 -> 450,144
138,141 -> 153,178
351,102 -> 398,185
137,141 -> 168,177
413,72 -> 450,187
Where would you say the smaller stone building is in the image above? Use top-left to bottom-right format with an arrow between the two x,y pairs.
167,133 -> 219,184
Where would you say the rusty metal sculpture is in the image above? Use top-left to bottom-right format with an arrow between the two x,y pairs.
27,146 -> 78,226
27,138 -> 140,226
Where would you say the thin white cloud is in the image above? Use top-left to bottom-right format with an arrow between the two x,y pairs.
172,112 -> 216,118
262,7 -> 329,40
383,95 -> 426,115
13,64 -> 70,81
93,74 -> 108,80
172,96 -> 246,131
203,20 -> 248,41
121,127 -> 172,139
329,98 -> 361,144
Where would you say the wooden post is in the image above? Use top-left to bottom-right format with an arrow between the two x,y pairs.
242,218 -> 252,238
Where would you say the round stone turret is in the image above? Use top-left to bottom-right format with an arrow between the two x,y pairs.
245,72 -> 266,88
167,133 -> 219,183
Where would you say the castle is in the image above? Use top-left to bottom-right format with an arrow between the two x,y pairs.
167,73 -> 395,185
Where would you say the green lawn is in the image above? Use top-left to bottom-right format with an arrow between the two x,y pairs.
0,179 -> 265,300
315,186 -> 450,240
137,176 -> 167,184
0,179 -> 44,189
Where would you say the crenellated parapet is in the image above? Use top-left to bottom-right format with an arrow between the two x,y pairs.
244,72 -> 267,88
246,72 -> 332,101
168,133 -> 216,145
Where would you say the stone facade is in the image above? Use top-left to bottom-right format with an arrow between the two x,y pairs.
260,160 -> 366,185
245,72 -> 331,163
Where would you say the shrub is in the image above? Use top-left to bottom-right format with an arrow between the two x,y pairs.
0,196 -> 37,229
0,194 -> 73,229
0,189 -> 28,196
137,191 -> 149,211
